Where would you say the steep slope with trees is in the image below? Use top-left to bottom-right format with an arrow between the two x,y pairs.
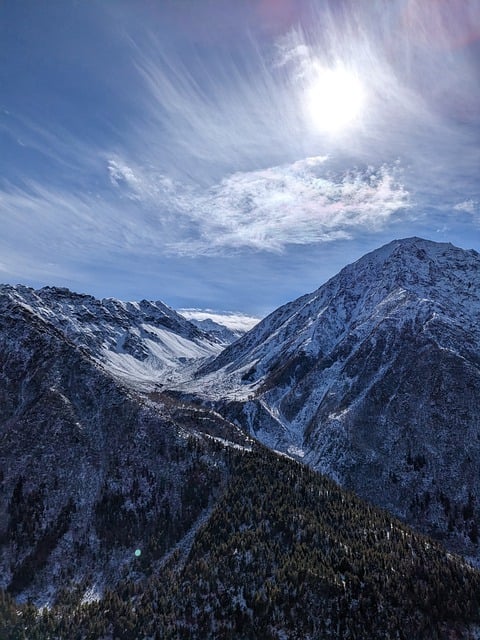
2,450 -> 480,639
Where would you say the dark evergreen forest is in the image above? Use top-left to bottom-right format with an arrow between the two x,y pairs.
1,448 -> 479,639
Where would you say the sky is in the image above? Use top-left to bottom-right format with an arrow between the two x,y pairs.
1,0 -> 479,316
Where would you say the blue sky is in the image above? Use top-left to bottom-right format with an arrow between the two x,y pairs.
1,0 -> 479,315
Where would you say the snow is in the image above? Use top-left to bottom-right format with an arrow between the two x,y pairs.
3,237 -> 480,599
202,433 -> 253,452
287,445 -> 306,458
80,584 -> 102,605
0,284 -> 223,390
141,324 -> 221,360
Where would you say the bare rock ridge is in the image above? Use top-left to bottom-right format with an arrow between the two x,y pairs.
189,237 -> 480,559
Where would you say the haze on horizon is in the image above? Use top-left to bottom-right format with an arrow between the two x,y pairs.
1,0 -> 479,315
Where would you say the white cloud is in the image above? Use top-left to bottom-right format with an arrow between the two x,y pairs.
0,179 -> 175,265
107,157 -> 176,201
0,151 -> 410,284
108,154 -> 410,255
178,309 -> 260,332
2,3 -> 475,296
1,150 -> 407,274
187,159 -> 409,253
124,32 -> 310,180
454,199 -> 478,214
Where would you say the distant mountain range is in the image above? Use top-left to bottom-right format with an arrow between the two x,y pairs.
1,238 -> 480,638
0,284 -> 224,391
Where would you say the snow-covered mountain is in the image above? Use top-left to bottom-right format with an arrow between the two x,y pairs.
178,309 -> 259,345
190,237 -> 480,558
0,285 -> 222,390
0,238 -> 480,616
0,284 -> 254,601
2,235 -> 480,592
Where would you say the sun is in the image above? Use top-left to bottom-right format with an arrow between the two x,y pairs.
305,65 -> 366,134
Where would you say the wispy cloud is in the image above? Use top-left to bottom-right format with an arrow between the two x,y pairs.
454,199 -> 479,214
181,159 -> 410,254
0,150 -> 410,280
125,33 -> 307,181
0,111 -> 106,185
0,180 -> 173,263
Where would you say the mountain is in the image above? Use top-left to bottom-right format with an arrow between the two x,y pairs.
178,308 -> 260,345
189,238 -> 480,559
0,284 -> 222,390
3,239 -> 480,638
0,284 -> 255,602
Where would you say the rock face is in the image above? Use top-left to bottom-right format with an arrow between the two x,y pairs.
193,238 -> 480,558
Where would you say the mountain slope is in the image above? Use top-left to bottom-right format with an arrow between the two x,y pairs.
4,450 -> 480,639
190,238 -> 480,558
2,241 -> 480,637
0,292 -> 254,602
0,285 -> 222,390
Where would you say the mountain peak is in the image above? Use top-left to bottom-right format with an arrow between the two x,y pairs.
188,237 -> 480,560
345,236 -> 474,273
325,237 -> 480,308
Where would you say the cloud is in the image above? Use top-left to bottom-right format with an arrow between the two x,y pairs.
108,154 -> 410,255
107,157 -> 176,201
454,199 -> 479,214
126,34 -> 307,181
0,146 -> 408,275
0,112 -> 106,185
178,309 -> 260,332
117,5 -> 478,224
0,179 -> 177,265
1,0 -> 478,305
182,159 -> 410,254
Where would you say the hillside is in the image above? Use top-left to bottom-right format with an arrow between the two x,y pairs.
2,450 -> 480,639
0,284 -> 222,391
2,238 -> 480,638
0,288 -> 253,603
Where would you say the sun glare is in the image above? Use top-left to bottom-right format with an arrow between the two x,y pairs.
305,66 -> 366,134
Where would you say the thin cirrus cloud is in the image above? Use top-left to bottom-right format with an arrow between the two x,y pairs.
124,35 -> 307,183
2,8 -> 416,274
454,200 -> 479,215
112,3 -> 475,247
105,14 -> 416,255
0,179 -> 174,265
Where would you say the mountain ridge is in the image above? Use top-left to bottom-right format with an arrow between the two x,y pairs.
2,236 -> 480,638
0,283 -> 223,391
182,237 -> 480,560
